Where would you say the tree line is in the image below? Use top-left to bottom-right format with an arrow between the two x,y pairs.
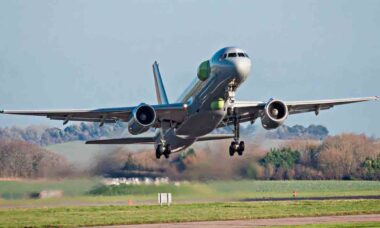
0,140 -> 71,178
0,122 -> 126,146
93,134 -> 380,181
0,123 -> 328,146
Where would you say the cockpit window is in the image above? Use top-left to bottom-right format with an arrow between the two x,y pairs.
228,53 -> 237,57
238,52 -> 245,57
244,53 -> 249,57
222,54 -> 227,59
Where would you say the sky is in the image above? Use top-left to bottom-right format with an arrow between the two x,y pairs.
0,0 -> 379,136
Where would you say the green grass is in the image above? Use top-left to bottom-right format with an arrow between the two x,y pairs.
0,200 -> 379,227
0,178 -> 101,200
205,180 -> 380,198
88,180 -> 380,200
1,180 -> 380,207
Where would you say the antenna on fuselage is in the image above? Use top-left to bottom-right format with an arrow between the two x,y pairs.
152,61 -> 169,104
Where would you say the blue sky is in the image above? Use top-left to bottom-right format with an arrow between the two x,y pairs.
0,0 -> 379,136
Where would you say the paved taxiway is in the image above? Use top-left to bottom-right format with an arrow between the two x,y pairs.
94,214 -> 380,227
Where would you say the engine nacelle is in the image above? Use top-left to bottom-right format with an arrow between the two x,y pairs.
261,99 -> 289,130
128,103 -> 156,135
197,60 -> 210,81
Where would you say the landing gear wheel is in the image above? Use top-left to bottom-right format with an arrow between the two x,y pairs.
155,147 -> 162,159
237,141 -> 245,156
156,145 -> 167,159
239,141 -> 245,151
164,145 -> 171,159
229,142 -> 236,156
229,141 -> 245,157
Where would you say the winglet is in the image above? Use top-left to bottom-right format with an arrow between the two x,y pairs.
0,110 -> 3,113
152,61 -> 169,104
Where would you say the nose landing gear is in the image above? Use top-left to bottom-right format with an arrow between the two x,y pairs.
155,144 -> 171,159
229,118 -> 245,156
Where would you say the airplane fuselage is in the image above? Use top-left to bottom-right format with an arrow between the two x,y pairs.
157,47 -> 252,152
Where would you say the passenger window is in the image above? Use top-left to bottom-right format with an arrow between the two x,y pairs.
238,53 -> 245,57
228,53 -> 237,57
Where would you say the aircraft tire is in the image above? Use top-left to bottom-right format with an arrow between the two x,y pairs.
239,141 -> 245,151
155,149 -> 161,159
237,141 -> 245,156
164,145 -> 171,159
156,145 -> 165,159
229,142 -> 236,156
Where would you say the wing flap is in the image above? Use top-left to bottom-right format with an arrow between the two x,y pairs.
196,134 -> 235,142
86,137 -> 155,144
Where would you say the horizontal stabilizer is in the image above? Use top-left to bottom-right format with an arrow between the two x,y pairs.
86,137 -> 155,144
196,134 -> 235,142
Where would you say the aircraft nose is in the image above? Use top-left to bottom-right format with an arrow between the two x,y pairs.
233,58 -> 251,81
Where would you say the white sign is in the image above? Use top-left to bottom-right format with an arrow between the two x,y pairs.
158,193 -> 172,206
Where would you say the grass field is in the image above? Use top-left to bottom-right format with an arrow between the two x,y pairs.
1,179 -> 380,207
0,178 -> 101,200
1,180 -> 380,227
0,200 -> 379,227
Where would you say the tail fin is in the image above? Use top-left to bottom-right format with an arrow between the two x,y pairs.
152,61 -> 169,104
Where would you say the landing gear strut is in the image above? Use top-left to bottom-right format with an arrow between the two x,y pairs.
229,118 -> 245,156
156,144 -> 171,159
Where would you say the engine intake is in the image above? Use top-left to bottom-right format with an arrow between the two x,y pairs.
261,99 -> 288,130
128,104 -> 156,135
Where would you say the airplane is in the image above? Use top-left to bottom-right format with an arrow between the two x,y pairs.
1,47 -> 378,159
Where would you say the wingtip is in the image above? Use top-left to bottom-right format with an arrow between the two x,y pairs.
85,140 -> 96,144
0,110 -> 3,114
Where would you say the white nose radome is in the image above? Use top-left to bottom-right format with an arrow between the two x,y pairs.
233,58 -> 251,81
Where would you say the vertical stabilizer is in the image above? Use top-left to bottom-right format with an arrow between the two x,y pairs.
152,61 -> 169,104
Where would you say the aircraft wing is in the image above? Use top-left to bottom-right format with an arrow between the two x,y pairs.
0,103 -> 187,126
220,96 -> 379,126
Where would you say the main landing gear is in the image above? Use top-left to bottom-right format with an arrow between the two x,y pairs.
156,144 -> 171,159
229,118 -> 245,156
229,141 -> 245,156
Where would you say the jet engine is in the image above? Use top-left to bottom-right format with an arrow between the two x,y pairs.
128,103 -> 156,135
261,99 -> 289,130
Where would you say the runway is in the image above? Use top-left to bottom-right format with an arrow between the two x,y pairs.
96,214 -> 380,227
